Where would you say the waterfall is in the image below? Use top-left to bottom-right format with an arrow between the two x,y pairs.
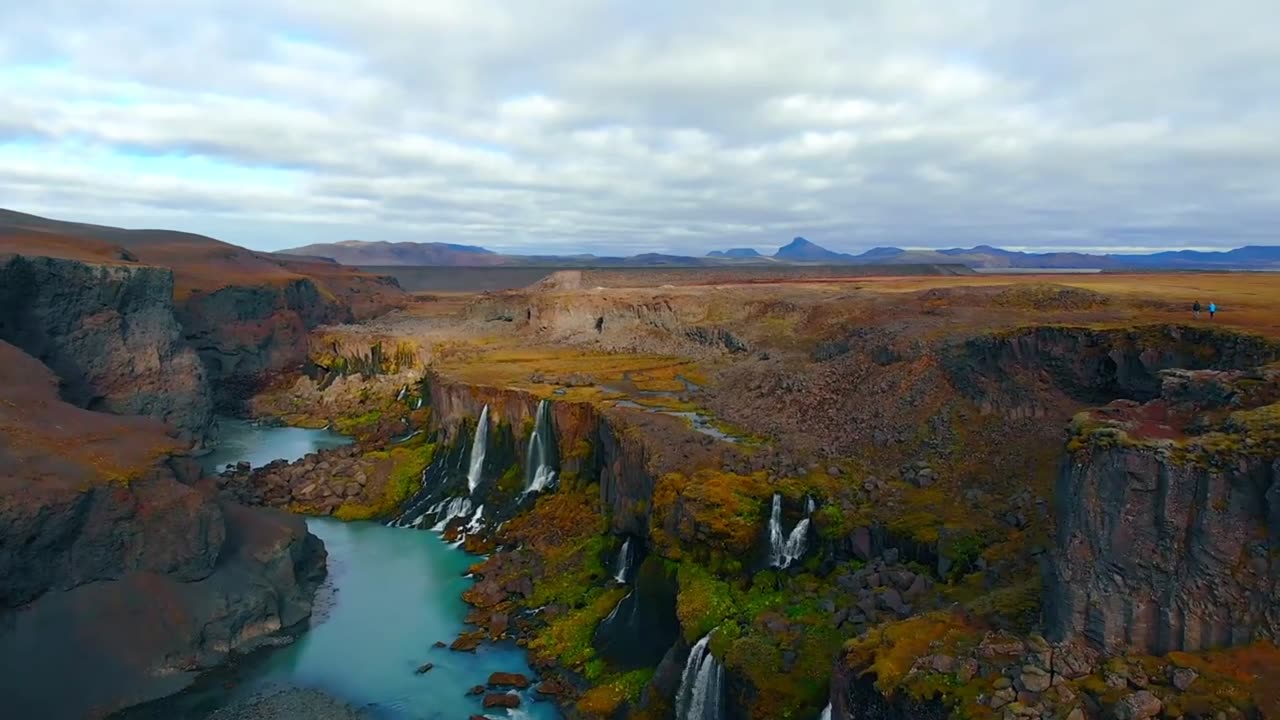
396,385 -> 407,402
431,496 -> 473,531
613,538 -> 633,584
602,591 -> 631,626
769,493 -> 812,570
465,504 -> 485,534
466,405 -> 490,495
768,494 -> 786,568
675,634 -> 724,720
523,400 -> 558,494
782,518 -> 811,568
413,397 -> 423,410
805,495 -> 816,514
819,703 -> 832,720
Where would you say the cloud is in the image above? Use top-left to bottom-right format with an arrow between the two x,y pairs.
0,0 -> 1277,253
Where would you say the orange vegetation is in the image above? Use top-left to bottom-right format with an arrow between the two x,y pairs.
0,342 -> 182,487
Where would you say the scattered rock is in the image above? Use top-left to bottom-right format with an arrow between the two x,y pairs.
1172,667 -> 1198,691
534,677 -> 574,698
1019,665 -> 1051,693
483,693 -> 521,709
467,685 -> 486,696
450,632 -> 484,652
415,662 -> 433,674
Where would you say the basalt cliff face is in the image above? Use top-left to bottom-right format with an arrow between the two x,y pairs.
178,274 -> 386,408
0,210 -> 407,412
0,341 -> 326,719
1048,367 -> 1280,655
0,254 -> 213,445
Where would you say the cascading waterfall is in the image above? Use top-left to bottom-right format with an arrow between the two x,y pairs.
466,405 -> 490,495
465,504 -> 485,534
769,493 -> 813,569
613,538 -> 634,584
431,496 -> 473,531
675,634 -> 725,720
782,517 -> 811,567
768,494 -> 786,568
414,396 -> 423,410
806,495 -> 816,514
523,400 -> 557,494
819,703 -> 832,720
396,385 -> 407,402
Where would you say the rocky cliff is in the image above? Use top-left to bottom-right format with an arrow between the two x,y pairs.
0,340 -> 326,719
0,254 -> 212,445
0,210 -> 408,411
1048,366 -> 1280,656
179,278 -> 354,408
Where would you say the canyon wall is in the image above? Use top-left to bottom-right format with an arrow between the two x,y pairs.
178,277 -> 366,408
0,340 -> 326,720
0,255 -> 212,445
1047,368 -> 1280,655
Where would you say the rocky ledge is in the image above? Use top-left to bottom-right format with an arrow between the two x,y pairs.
0,340 -> 326,720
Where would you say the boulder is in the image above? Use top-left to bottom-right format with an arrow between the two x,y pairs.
1113,691 -> 1162,720
488,672 -> 531,689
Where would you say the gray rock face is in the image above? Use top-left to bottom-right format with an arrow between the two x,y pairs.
0,470 -> 225,608
0,499 -> 326,720
1047,443 -> 1279,655
178,279 -> 344,407
0,255 -> 212,445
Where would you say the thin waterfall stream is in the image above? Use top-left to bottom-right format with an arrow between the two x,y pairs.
524,399 -> 558,493
466,405 -> 490,495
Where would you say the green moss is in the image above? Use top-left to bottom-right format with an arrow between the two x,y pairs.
843,612 -> 981,694
576,668 -> 655,716
496,464 -> 523,495
334,409 -> 383,436
650,470 -> 771,558
332,438 -> 434,521
963,577 -> 1042,632
676,564 -> 739,643
528,586 -> 625,671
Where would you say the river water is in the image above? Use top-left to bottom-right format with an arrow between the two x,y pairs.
156,420 -> 559,719
199,417 -> 353,475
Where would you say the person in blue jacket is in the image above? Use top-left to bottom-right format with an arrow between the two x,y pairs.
1208,301 -> 1217,319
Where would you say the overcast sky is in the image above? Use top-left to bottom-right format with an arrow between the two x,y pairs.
2,1 -> 1277,255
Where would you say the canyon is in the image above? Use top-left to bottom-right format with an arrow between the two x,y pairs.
2,211 -> 1279,720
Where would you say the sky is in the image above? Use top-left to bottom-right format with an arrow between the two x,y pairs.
1,1 -> 1278,255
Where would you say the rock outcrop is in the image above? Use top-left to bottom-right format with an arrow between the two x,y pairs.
0,341 -> 326,719
0,254 -> 212,445
1048,367 -> 1280,655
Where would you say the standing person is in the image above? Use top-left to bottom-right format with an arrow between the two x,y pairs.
1209,301 -> 1217,319
1193,300 -> 1202,319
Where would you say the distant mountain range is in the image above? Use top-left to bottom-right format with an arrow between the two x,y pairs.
283,236 -> 1280,271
